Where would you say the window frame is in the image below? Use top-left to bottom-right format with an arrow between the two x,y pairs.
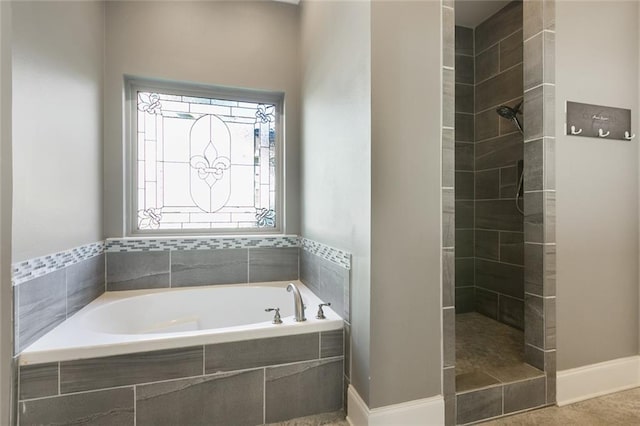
125,76 -> 285,236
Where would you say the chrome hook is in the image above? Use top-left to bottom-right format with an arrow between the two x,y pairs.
624,131 -> 635,140
570,125 -> 582,135
598,129 -> 610,138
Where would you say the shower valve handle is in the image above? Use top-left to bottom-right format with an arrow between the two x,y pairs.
265,308 -> 283,324
316,303 -> 331,320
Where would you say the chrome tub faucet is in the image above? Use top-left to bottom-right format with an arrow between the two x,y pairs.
286,283 -> 306,322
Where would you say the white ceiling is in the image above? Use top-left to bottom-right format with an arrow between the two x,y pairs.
455,0 -> 511,28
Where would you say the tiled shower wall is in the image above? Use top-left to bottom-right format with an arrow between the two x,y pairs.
454,25 -> 475,314
453,1 -> 526,330
473,0 -> 525,330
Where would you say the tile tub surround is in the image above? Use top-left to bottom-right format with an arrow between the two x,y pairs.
13,251 -> 105,354
17,331 -> 345,426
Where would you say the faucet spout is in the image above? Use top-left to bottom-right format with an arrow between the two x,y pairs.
286,283 -> 306,322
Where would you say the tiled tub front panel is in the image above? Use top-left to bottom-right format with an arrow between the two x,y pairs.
18,331 -> 345,425
106,247 -> 299,291
14,254 -> 105,354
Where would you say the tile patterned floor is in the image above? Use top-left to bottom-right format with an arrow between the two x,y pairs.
456,312 -> 544,392
267,411 -> 349,426
481,387 -> 640,425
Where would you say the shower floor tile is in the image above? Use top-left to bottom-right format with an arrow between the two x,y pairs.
455,312 -> 543,392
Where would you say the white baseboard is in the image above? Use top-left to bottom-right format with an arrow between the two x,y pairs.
557,355 -> 640,406
346,385 -> 444,426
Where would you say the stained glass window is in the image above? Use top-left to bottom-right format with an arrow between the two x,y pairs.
133,88 -> 279,232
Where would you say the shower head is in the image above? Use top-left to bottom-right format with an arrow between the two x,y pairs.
496,101 -> 522,120
496,101 -> 524,134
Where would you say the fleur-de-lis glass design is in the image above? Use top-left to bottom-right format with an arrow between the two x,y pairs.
138,208 -> 162,229
189,142 -> 231,188
256,104 -> 275,123
138,92 -> 162,114
256,208 -> 276,227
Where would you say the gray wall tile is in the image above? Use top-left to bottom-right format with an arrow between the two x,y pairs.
525,343 -> 545,371
544,244 -> 557,296
500,231 -> 524,265
455,113 -> 474,142
60,347 -> 203,393
475,45 -> 499,83
67,254 -> 105,317
545,191 -> 556,243
476,200 -> 523,232
106,251 -> 170,291
455,26 -> 474,55
136,370 -> 263,426
524,242 -> 543,296
456,386 -> 502,425
525,293 -> 544,349
300,250 -> 349,320
443,68 -> 455,128
455,142 -> 474,171
444,368 -> 456,426
524,191 -> 544,243
456,171 -> 474,200
344,321 -> 351,380
20,387 -> 134,426
16,270 -> 66,353
475,230 -> 499,260
475,133 -> 523,171
455,230 -> 474,258
455,54 -> 474,84
443,308 -> 455,368
499,295 -> 524,330
545,138 -> 556,190
476,169 -> 500,200
500,166 -> 518,199
476,259 -> 524,299
475,1 -> 522,52
456,258 -> 474,287
321,329 -> 344,358
249,247 -> 298,283
545,297 -> 556,349
443,248 -> 455,308
455,84 -> 474,114
455,201 -> 473,229
476,109 -> 499,142
19,362 -> 58,400
475,287 -> 499,319
544,31 -> 556,84
205,333 -> 319,374
456,286 -> 475,313
500,30 -> 523,71
443,189 -> 455,247
524,139 -> 544,191
171,249 -> 248,287
443,6 -> 454,68
504,377 -> 546,414
265,358 -> 343,423
523,0 -> 543,40
524,32 -> 543,90
476,64 -> 523,112
523,85 -> 554,141
443,128 -> 455,188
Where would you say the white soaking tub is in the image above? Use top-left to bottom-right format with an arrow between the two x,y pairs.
20,281 -> 342,365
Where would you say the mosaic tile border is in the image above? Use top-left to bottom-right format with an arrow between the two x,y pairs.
105,235 -> 299,252
12,241 -> 105,286
300,238 -> 351,270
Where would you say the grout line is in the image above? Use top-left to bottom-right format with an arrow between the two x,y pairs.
473,62 -> 522,87
523,29 -> 555,44
133,385 -> 137,426
262,368 -> 266,424
474,27 -> 523,57
524,82 -> 554,94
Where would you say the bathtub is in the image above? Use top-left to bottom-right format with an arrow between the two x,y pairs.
19,280 -> 342,365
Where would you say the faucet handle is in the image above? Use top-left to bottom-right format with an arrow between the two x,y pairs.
265,308 -> 283,324
316,303 -> 331,320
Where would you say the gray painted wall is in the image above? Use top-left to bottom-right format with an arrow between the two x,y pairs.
11,1 -> 105,262
0,2 -> 13,423
556,0 -> 639,370
370,1 -> 442,408
300,0 -> 371,403
104,1 -> 301,238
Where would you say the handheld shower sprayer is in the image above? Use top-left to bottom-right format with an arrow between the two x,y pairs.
495,102 -> 525,215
